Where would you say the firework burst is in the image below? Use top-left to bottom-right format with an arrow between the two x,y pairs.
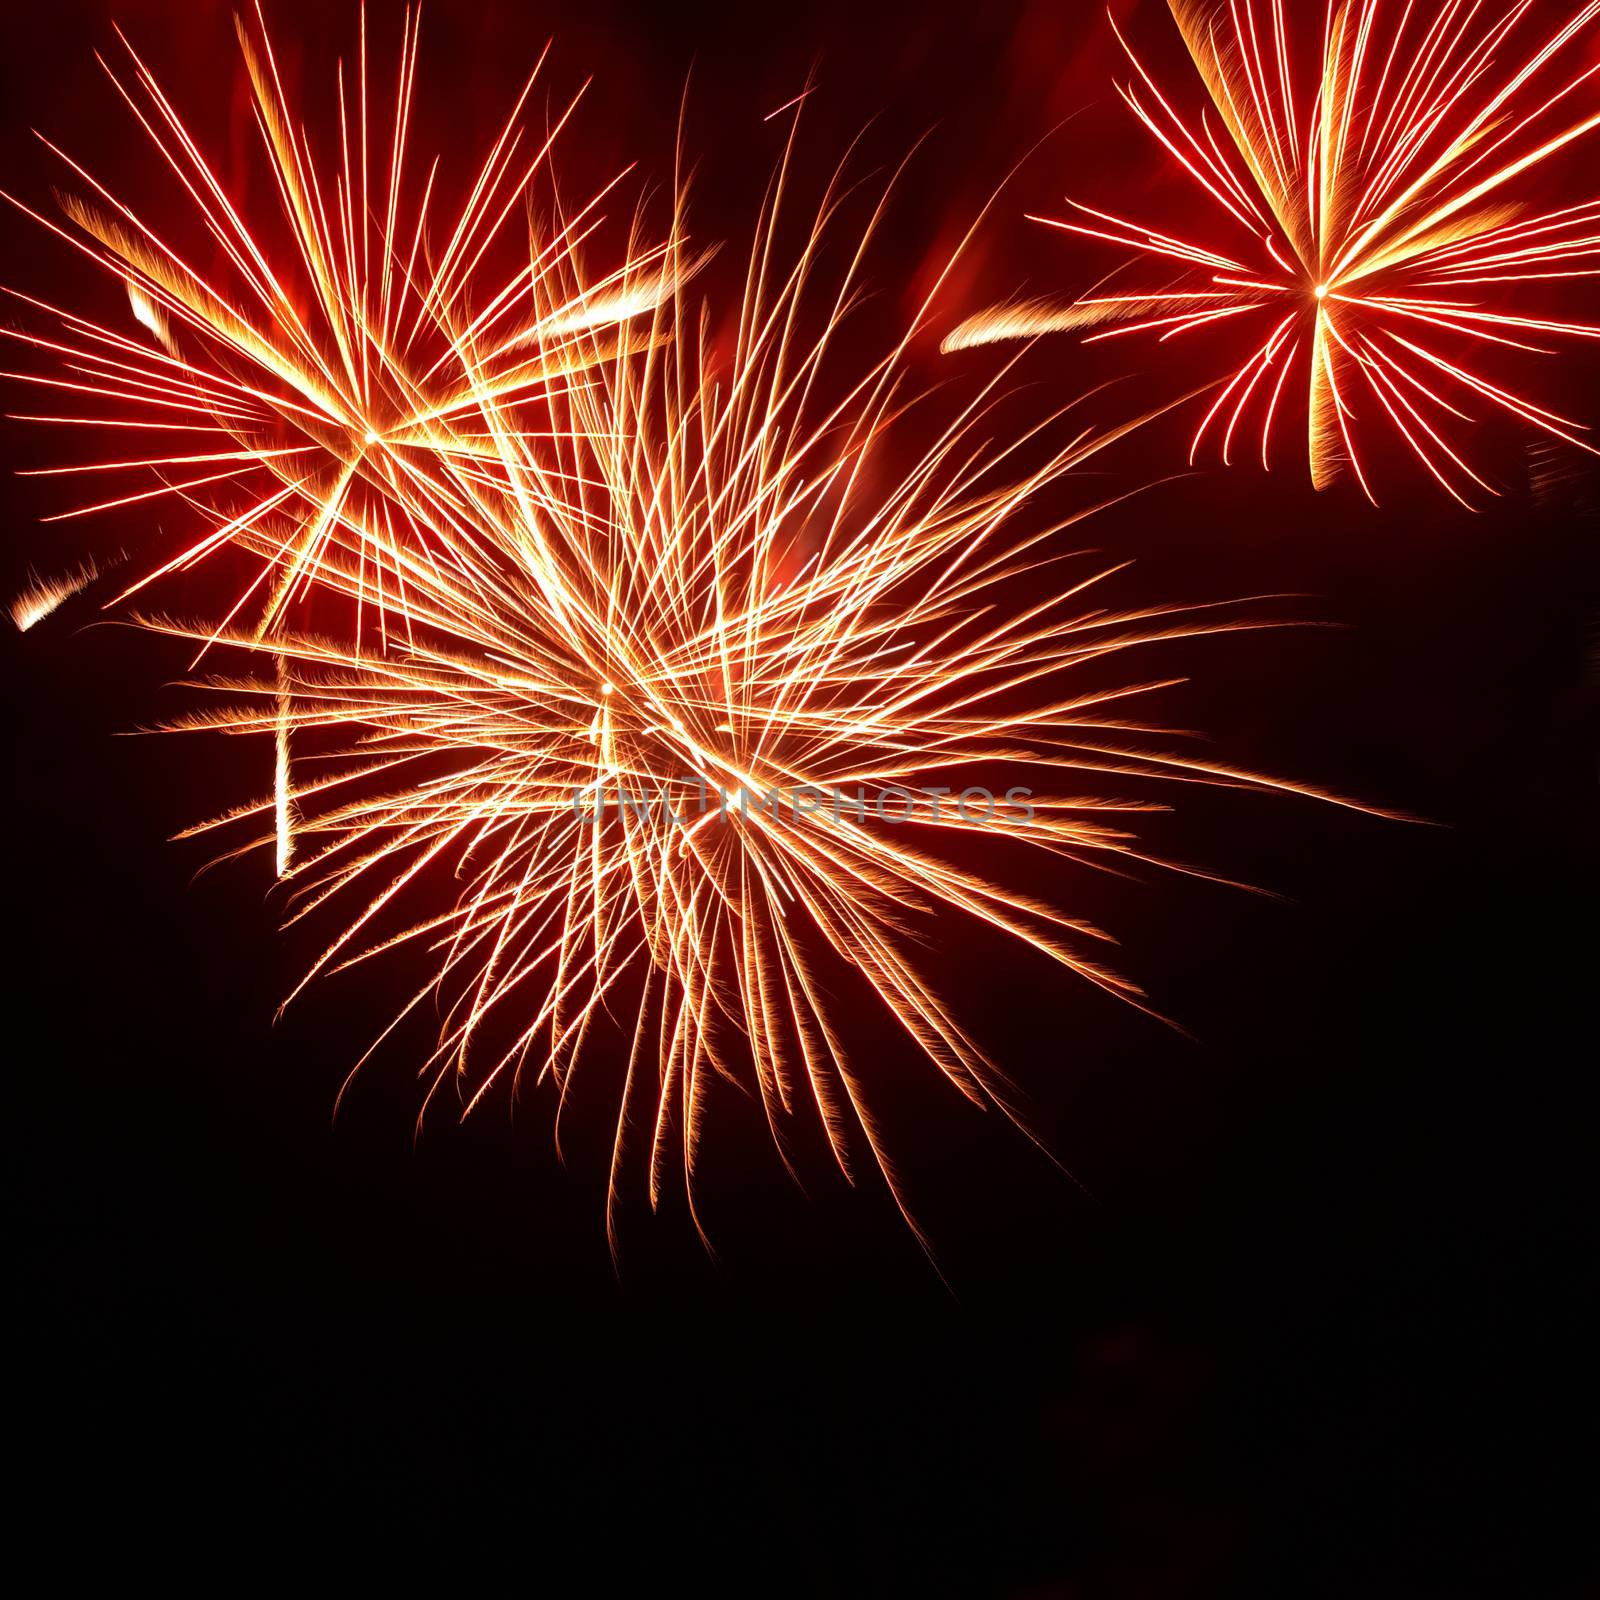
1,1 -> 675,641
136,130 -> 1388,1260
947,1 -> 1600,505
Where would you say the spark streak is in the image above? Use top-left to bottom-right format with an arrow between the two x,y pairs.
9,558 -> 101,631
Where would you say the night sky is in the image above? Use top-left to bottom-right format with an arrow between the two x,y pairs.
6,2 -> 1596,1592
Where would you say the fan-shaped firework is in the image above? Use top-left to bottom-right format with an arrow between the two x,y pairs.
137,138 -> 1385,1257
946,0 -> 1600,505
1,1 -> 674,638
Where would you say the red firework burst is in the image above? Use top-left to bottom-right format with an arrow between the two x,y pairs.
947,0 -> 1600,506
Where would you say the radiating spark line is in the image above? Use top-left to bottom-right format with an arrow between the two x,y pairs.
765,87 -> 818,122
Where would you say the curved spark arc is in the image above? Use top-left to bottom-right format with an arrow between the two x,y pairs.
139,135 -> 1393,1264
949,1 -> 1600,505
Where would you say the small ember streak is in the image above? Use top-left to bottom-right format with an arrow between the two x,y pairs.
9,558 -> 99,631
126,279 -> 173,349
529,250 -> 718,338
941,295 -> 1134,352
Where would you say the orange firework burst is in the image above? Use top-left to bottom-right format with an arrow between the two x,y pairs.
947,1 -> 1600,505
131,136 -> 1387,1259
1,1 -> 675,640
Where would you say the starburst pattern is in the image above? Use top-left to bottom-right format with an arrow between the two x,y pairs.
2,11 -> 1408,1258
1,1 -> 673,638
947,1 -> 1600,505
134,141 -> 1388,1257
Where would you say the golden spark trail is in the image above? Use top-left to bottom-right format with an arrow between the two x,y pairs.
274,651 -> 295,877
9,558 -> 101,631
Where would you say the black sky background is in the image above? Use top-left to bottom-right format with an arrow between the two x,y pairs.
6,2 -> 1597,1592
